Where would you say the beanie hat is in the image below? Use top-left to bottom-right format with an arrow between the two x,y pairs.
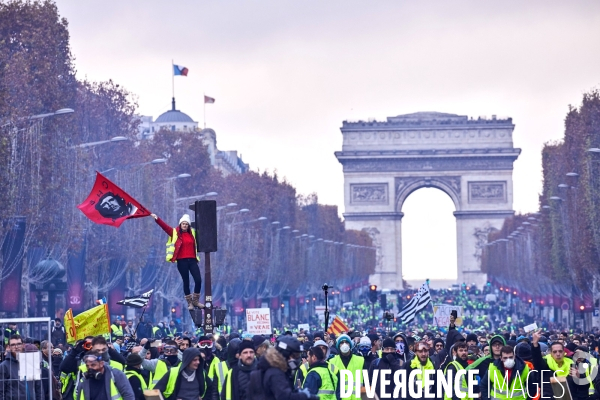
336,334 -> 352,350
433,338 -> 444,348
313,331 -> 325,340
382,338 -> 395,349
359,337 -> 371,347
313,340 -> 328,348
466,333 -> 478,343
237,340 -> 255,354
252,335 -> 268,349
126,353 -> 143,367
179,214 -> 191,225
515,342 -> 532,361
367,333 -> 379,344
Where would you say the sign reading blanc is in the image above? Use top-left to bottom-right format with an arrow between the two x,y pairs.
246,308 -> 272,335
433,305 -> 464,326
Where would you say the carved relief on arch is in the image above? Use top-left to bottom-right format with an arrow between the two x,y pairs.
395,176 -> 461,211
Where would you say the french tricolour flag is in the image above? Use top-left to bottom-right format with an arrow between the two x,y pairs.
173,64 -> 189,76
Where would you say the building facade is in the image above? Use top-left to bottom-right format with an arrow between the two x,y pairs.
139,99 -> 249,176
335,112 -> 520,290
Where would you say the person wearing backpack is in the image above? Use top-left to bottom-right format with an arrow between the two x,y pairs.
51,318 -> 66,347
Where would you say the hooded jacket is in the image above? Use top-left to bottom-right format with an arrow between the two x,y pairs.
75,361 -> 134,400
393,333 -> 414,365
0,351 -> 44,399
466,334 -> 507,394
247,347 -> 309,400
154,347 -> 217,400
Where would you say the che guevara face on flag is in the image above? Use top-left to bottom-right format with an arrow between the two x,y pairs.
77,172 -> 150,227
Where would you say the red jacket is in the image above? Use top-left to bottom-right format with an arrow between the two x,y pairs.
155,217 -> 197,261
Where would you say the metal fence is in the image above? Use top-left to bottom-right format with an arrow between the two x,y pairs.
0,317 -> 53,400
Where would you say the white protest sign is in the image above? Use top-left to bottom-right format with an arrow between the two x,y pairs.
433,305 -> 464,326
524,322 -> 538,333
19,351 -> 41,381
298,323 -> 310,332
246,308 -> 272,335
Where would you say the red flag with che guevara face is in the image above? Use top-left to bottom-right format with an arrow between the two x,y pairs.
77,172 -> 150,227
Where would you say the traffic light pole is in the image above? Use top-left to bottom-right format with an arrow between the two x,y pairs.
203,252 -> 214,333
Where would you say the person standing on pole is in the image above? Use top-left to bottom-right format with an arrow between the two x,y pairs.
151,213 -> 204,310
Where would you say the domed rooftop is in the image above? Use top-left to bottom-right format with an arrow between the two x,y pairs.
155,98 -> 195,123
31,256 -> 66,280
156,110 -> 194,123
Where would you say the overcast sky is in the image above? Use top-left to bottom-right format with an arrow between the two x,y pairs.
55,0 -> 600,281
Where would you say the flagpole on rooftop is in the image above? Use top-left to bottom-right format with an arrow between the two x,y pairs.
171,60 -> 175,101
203,92 -> 206,129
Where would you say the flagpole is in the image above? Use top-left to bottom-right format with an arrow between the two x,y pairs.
132,306 -> 147,339
171,60 -> 175,100
203,93 -> 206,129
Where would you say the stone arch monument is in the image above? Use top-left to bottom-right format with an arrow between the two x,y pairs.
335,112 -> 520,289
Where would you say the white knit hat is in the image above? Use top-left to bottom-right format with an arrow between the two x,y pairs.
179,214 -> 191,225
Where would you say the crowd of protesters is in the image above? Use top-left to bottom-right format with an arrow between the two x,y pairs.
2,282 -> 599,399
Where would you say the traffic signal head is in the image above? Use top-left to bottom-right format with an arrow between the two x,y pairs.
368,285 -> 378,303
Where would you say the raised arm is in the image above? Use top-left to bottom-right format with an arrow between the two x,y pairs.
151,214 -> 174,237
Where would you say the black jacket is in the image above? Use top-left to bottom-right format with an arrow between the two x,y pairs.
0,352 -> 44,399
248,347 -> 309,400
221,359 -> 257,400
368,353 -> 402,398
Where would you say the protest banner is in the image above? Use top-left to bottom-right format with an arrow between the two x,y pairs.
246,308 -> 272,335
432,305 -> 464,326
65,304 -> 111,343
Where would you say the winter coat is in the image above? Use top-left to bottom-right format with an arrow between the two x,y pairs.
154,347 -> 218,400
368,352 -> 402,398
51,324 -> 67,346
0,352 -> 44,399
480,357 -> 535,400
75,362 -> 134,400
248,347 -> 309,400
221,359 -> 258,400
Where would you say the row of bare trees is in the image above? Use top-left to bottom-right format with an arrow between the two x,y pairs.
0,0 -> 375,317
482,89 -> 600,302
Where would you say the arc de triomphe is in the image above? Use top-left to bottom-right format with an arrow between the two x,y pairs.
335,112 -> 520,289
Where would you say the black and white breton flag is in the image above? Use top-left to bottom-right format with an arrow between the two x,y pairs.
117,289 -> 153,308
398,282 -> 431,324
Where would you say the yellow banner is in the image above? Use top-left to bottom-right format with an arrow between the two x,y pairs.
64,308 -> 76,344
65,304 -> 111,344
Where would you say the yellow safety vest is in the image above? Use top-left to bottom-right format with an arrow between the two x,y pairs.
544,355 -> 573,377
166,228 -> 199,262
488,363 -> 529,400
443,361 -> 470,400
330,355 -> 363,400
126,369 -> 148,390
303,365 -> 338,400
150,359 -> 169,389
164,365 -> 207,399
77,369 -> 123,400
410,357 -> 435,395
111,324 -> 123,337
207,357 -> 228,393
